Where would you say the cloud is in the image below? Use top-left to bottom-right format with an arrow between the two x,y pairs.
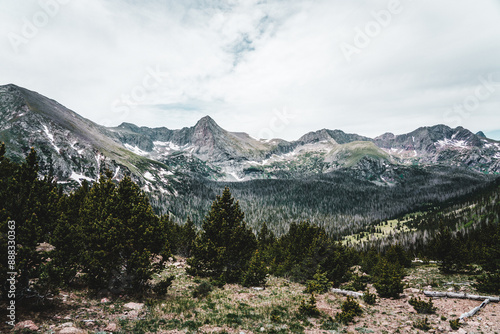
1,0 -> 499,140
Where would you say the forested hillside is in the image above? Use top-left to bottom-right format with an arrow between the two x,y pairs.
2,145 -> 500,333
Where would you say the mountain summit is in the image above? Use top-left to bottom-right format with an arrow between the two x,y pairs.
2,84 -> 499,226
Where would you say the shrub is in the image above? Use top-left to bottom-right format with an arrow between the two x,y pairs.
362,291 -> 377,305
270,305 -> 288,323
413,317 -> 431,331
320,316 -> 339,330
449,319 -> 461,330
305,268 -> 332,294
153,275 -> 175,296
298,294 -> 320,317
335,297 -> 362,324
192,281 -> 213,298
474,273 -> 500,294
344,275 -> 367,292
409,297 -> 437,314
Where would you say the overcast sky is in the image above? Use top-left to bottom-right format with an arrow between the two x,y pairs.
1,0 -> 500,140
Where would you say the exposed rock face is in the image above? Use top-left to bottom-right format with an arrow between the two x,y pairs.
1,83 -> 500,217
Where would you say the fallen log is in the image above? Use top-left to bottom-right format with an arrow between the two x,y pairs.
423,291 -> 500,302
460,299 -> 490,320
331,288 -> 363,298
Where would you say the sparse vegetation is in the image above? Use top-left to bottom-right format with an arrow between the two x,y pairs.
449,318 -> 461,330
409,297 -> 437,314
335,297 -> 363,324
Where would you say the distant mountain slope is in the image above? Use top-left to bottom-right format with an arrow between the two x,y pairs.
0,84 -> 179,196
1,83 -> 499,231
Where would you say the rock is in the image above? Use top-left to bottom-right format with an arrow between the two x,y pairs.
59,327 -> 86,334
104,322 -> 118,332
260,327 -> 265,332
61,322 -> 74,327
13,321 -> 39,331
101,297 -> 110,303
124,302 -> 144,310
457,329 -> 467,334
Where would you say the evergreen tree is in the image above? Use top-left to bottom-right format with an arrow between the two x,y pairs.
178,217 -> 197,258
434,222 -> 456,273
373,257 -> 405,298
241,250 -> 268,287
187,187 -> 256,284
73,174 -> 170,291
0,146 -> 61,300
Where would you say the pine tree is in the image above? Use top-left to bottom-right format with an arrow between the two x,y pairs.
434,222 -> 455,273
73,173 -> 170,291
187,187 -> 257,284
373,257 -> 405,298
0,146 -> 62,300
178,217 -> 196,257
242,250 -> 268,287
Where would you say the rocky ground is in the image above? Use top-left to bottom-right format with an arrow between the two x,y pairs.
4,260 -> 499,334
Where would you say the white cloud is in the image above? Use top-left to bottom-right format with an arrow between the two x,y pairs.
1,0 -> 499,140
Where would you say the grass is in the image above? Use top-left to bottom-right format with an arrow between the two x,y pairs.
5,259 -> 498,333
343,214 -> 418,245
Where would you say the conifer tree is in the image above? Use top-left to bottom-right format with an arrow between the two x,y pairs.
0,146 -> 61,300
187,187 -> 256,283
178,217 -> 196,257
242,249 -> 268,287
75,173 -> 170,291
373,257 -> 405,298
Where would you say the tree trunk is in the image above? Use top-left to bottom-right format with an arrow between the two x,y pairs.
331,288 -> 363,298
460,299 -> 490,320
423,291 -> 499,302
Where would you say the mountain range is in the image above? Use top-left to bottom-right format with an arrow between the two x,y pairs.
1,83 -> 499,233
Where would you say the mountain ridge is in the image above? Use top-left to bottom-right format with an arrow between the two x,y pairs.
1,84 -> 500,228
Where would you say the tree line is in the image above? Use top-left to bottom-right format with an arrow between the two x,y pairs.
1,145 -> 499,307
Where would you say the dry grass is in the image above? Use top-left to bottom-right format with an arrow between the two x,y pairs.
5,259 -> 500,334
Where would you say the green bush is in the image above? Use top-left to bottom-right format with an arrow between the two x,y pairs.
305,268 -> 332,294
413,317 -> 431,331
192,281 -> 213,298
153,275 -> 175,296
270,305 -> 288,323
409,297 -> 437,314
320,316 -> 339,330
474,273 -> 500,294
449,318 -> 461,330
335,297 -> 362,324
298,294 -> 320,317
362,291 -> 377,305
344,275 -> 367,292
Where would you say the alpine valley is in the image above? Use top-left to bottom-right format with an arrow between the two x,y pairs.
1,84 -> 499,235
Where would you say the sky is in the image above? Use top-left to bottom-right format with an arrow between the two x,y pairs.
1,0 -> 500,141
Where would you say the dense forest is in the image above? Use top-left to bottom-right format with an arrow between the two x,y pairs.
153,163 -> 494,237
1,144 -> 499,310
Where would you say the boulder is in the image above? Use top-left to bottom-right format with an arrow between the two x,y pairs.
13,321 -> 39,331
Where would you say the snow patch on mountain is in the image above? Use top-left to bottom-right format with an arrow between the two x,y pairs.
42,124 -> 60,153
436,139 -> 468,149
124,144 -> 149,156
70,172 -> 94,185
144,171 -> 155,181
